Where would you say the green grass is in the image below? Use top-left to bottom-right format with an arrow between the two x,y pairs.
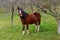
0,10 -> 60,40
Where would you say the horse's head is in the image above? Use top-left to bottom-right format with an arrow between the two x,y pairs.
17,7 -> 28,18
17,7 -> 23,17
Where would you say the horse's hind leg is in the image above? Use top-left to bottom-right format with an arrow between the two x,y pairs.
35,24 -> 38,32
35,22 -> 40,32
37,22 -> 40,32
37,25 -> 40,32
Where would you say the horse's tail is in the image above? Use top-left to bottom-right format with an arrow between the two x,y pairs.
33,12 -> 41,17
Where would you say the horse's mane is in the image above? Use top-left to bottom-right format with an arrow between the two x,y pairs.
20,10 -> 28,19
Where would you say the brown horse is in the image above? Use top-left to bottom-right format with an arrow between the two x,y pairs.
17,7 -> 41,35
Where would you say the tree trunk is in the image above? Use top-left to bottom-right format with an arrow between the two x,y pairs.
30,6 -> 33,12
11,6 -> 14,25
58,20 -> 60,34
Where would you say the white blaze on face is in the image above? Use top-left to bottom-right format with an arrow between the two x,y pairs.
19,10 -> 21,13
19,10 -> 22,16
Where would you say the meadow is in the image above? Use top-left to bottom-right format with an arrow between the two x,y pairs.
0,9 -> 60,40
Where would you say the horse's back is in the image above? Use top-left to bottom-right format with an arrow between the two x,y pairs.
33,12 -> 41,20
33,12 -> 41,17
27,14 -> 37,23
29,12 -> 41,22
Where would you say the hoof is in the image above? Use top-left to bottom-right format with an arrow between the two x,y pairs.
27,32 -> 29,35
22,31 -> 25,35
27,30 -> 29,35
22,33 -> 25,35
37,30 -> 40,32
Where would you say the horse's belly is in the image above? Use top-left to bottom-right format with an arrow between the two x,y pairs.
29,21 -> 35,24
26,19 -> 36,24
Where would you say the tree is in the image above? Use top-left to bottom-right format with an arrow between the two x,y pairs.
7,0 -> 17,25
35,0 -> 60,34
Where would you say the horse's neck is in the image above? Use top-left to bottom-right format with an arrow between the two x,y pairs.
22,11 -> 28,16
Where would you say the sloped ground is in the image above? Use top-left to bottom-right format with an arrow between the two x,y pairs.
0,12 -> 59,40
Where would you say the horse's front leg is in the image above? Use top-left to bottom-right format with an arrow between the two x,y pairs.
26,25 -> 29,35
22,25 -> 25,35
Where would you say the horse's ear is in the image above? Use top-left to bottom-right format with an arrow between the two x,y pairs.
17,7 -> 20,10
20,7 -> 24,11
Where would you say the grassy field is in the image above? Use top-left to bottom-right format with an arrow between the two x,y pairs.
0,10 -> 60,40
